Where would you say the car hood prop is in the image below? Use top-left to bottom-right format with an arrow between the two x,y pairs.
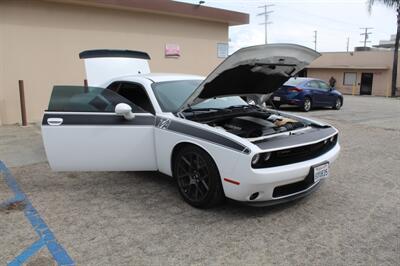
177,44 -> 320,112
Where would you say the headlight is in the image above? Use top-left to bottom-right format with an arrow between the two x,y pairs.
251,154 -> 260,165
251,152 -> 271,167
263,152 -> 271,162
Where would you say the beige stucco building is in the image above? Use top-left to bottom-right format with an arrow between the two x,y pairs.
307,50 -> 399,97
0,0 -> 248,125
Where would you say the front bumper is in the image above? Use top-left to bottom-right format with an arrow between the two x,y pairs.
234,179 -> 323,207
223,142 -> 340,204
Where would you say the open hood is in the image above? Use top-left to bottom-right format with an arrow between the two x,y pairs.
79,49 -> 151,87
178,44 -> 320,111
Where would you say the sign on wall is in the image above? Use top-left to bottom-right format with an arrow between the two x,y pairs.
165,43 -> 180,58
217,43 -> 229,58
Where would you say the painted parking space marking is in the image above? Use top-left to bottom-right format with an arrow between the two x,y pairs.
0,161 -> 75,266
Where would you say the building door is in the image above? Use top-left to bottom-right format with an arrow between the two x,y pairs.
360,73 -> 373,95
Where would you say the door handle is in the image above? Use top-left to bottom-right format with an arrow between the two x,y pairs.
47,118 -> 63,126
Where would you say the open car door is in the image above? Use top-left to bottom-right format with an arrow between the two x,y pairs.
41,85 -> 157,171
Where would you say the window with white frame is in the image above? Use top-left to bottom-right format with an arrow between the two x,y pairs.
343,72 -> 357,86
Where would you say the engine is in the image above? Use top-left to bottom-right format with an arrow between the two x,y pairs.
211,115 -> 305,138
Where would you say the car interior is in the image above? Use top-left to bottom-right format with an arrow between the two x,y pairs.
107,82 -> 155,114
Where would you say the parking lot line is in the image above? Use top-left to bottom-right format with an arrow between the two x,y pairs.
8,239 -> 45,266
0,161 -> 75,266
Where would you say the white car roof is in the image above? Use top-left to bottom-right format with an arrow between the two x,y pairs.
116,73 -> 204,83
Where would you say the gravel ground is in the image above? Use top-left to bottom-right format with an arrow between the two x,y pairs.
0,95 -> 399,265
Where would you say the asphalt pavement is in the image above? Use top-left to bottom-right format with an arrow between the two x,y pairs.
0,95 -> 399,265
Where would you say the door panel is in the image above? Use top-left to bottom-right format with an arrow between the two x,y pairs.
306,81 -> 323,106
42,113 -> 156,171
317,81 -> 336,105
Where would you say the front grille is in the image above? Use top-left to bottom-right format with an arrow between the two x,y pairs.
272,170 -> 314,198
252,134 -> 338,168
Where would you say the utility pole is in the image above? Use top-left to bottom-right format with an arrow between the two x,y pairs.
360,27 -> 373,47
313,30 -> 317,51
346,37 -> 350,52
258,2 -> 274,44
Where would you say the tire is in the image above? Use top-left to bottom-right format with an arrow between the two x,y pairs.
173,145 -> 224,208
302,97 -> 312,112
272,101 -> 281,109
333,97 -> 342,110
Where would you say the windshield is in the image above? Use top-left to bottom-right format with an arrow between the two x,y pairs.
152,80 -> 248,112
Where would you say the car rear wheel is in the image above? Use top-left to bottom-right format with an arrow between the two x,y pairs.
302,97 -> 312,112
173,145 -> 224,208
333,98 -> 342,110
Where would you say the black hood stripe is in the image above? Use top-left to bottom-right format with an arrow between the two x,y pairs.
157,117 -> 249,153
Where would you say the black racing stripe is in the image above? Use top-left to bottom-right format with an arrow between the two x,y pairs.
42,113 -> 155,126
164,119 -> 248,153
254,127 -> 337,150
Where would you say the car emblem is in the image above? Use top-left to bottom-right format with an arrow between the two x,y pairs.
157,118 -> 171,129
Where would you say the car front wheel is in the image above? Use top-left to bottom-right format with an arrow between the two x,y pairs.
173,145 -> 224,208
333,98 -> 342,110
302,97 -> 312,112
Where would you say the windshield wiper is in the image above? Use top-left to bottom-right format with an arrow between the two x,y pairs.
182,107 -> 225,112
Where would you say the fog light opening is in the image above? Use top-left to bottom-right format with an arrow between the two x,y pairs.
249,192 -> 259,201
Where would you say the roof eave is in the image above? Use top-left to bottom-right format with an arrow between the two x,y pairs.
42,0 -> 249,26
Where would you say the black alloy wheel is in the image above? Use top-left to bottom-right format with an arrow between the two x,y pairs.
174,145 -> 224,208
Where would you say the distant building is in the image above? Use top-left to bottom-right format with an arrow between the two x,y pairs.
373,34 -> 396,49
307,50 -> 398,97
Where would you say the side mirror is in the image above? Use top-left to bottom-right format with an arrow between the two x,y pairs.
115,103 -> 135,120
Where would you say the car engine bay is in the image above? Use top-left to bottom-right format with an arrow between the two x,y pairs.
183,106 -> 307,139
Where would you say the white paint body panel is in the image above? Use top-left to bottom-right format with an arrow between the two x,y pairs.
42,114 -> 156,171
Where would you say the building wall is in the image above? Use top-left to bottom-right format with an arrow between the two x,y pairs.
0,0 -> 228,125
307,68 -> 391,96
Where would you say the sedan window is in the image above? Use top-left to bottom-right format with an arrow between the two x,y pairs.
318,81 -> 331,90
306,80 -> 319,89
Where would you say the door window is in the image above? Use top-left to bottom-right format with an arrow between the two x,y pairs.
306,80 -> 319,89
107,82 -> 155,114
47,85 -> 144,113
317,81 -> 331,91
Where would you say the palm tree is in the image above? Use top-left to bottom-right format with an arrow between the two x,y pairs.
368,0 -> 400,97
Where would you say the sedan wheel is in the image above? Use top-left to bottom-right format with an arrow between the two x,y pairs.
174,146 -> 224,208
302,98 -> 312,112
333,98 -> 342,110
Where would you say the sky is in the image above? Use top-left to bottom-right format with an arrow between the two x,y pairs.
177,0 -> 395,53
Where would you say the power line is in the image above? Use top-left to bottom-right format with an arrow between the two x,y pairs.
360,27 -> 373,47
257,2 -> 274,44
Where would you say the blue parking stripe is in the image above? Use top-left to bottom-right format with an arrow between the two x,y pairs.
8,239 -> 45,266
0,161 -> 75,266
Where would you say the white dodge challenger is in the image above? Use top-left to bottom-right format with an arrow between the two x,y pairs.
42,44 -> 340,208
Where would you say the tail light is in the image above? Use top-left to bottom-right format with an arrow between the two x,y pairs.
288,87 -> 303,92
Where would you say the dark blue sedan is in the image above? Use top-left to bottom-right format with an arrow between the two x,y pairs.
271,77 -> 343,112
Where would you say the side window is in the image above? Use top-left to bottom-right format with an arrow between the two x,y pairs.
318,81 -> 330,91
108,82 -> 155,114
306,81 -> 319,89
47,85 -> 143,113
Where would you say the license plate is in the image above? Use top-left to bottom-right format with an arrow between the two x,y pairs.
273,96 -> 281,101
313,163 -> 329,183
